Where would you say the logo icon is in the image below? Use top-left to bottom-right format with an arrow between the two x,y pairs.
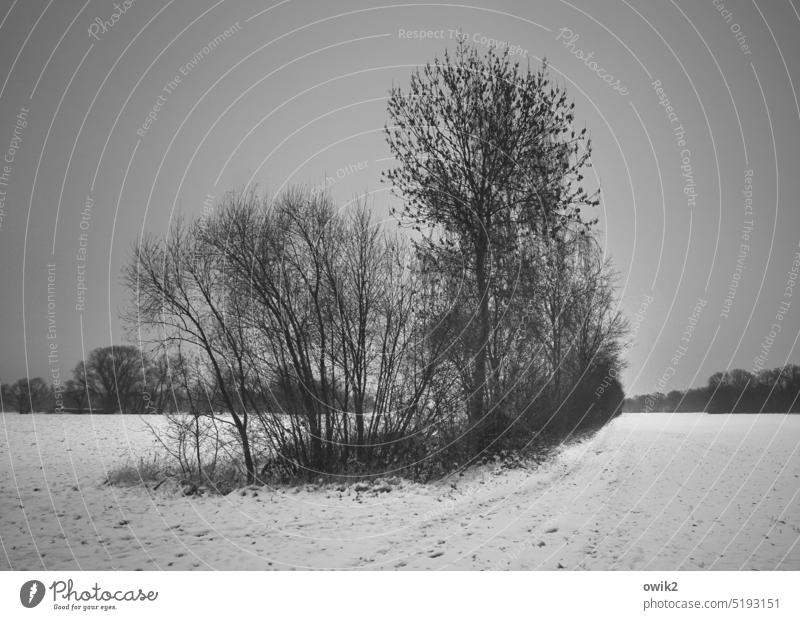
20,580 -> 45,608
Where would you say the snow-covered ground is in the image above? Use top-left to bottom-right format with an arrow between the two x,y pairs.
1,412 -> 798,570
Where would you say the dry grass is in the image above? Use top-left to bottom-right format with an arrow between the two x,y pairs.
104,454 -> 164,486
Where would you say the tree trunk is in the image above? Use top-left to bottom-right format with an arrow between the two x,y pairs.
194,415 -> 203,481
233,416 -> 256,484
308,409 -> 324,471
355,395 -> 365,462
470,236 -> 491,453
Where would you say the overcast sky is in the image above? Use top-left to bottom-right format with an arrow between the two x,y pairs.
1,0 -> 799,398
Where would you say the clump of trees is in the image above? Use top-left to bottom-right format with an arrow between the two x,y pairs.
384,41 -> 626,451
1,377 -> 53,414
3,42 -> 627,487
120,41 -> 626,484
1,345 -> 176,415
126,190 -> 457,482
623,364 -> 800,414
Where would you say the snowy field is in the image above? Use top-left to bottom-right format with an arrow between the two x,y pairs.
1,412 -> 799,570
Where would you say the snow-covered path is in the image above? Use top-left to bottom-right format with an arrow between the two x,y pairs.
2,413 -> 799,570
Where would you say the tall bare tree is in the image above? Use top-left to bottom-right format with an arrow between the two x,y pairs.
125,217 -> 260,482
385,41 -> 598,449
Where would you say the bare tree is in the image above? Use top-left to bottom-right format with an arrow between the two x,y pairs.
126,187 -> 447,479
203,188 -> 446,474
75,346 -> 147,414
3,377 -> 53,413
125,217 -> 260,482
385,40 -> 598,450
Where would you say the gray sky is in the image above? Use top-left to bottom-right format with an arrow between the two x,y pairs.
1,0 -> 799,397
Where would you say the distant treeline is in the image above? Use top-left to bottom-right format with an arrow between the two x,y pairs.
623,365 -> 800,414
1,345 -> 168,415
